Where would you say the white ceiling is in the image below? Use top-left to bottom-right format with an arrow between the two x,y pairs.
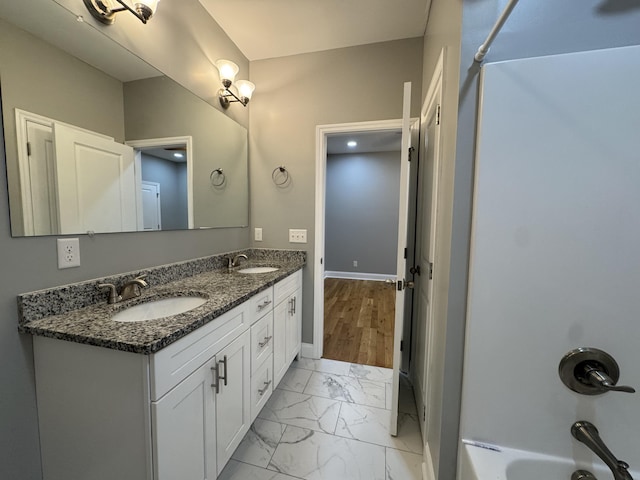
198,0 -> 431,61
327,130 -> 401,155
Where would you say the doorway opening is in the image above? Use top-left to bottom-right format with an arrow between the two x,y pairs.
322,129 -> 402,368
126,136 -> 194,230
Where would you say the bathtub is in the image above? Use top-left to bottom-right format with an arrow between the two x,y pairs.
459,440 -> 639,480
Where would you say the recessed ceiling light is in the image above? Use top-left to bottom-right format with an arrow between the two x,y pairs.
174,153 -> 184,158
347,141 -> 357,148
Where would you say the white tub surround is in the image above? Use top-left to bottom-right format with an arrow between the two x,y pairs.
458,45 -> 640,477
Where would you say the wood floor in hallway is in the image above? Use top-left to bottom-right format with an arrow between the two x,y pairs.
323,278 -> 395,369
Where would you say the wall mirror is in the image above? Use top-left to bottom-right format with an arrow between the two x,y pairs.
0,0 -> 249,237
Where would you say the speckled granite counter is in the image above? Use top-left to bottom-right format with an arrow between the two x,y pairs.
18,249 -> 305,354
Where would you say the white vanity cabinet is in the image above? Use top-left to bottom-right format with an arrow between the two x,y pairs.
31,269 -> 302,480
153,328 -> 252,478
273,270 -> 302,386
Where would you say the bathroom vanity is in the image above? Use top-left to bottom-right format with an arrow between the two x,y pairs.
18,249 -> 304,480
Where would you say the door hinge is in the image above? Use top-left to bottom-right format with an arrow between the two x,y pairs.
400,340 -> 404,352
429,262 -> 434,280
320,257 -> 323,265
423,405 -> 426,422
156,193 -> 159,198
408,146 -> 415,162
26,142 -> 31,156
436,104 -> 441,126
404,248 -> 407,259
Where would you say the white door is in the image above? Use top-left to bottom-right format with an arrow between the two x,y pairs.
53,123 -> 137,234
215,330 -> 251,474
141,181 -> 161,230
415,97 -> 443,439
24,121 -> 58,235
152,356 -> 217,480
389,81 -> 414,435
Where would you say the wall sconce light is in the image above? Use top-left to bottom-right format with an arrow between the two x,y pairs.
215,59 -> 255,109
83,0 -> 160,25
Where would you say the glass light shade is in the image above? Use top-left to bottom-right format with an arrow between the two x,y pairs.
235,80 -> 255,101
215,60 -> 239,85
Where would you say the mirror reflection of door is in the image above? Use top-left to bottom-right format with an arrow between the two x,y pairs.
141,181 -> 161,231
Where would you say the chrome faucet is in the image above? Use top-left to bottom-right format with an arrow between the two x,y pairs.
571,421 -> 633,480
98,275 -> 148,304
227,254 -> 248,270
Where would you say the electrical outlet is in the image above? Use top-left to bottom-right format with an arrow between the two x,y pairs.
289,229 -> 307,243
353,260 -> 358,267
255,227 -> 263,241
57,238 -> 81,269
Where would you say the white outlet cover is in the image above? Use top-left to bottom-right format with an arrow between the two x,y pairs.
57,238 -> 81,269
255,227 -> 263,241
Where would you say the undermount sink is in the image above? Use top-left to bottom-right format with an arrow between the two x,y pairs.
112,296 -> 207,322
237,266 -> 280,274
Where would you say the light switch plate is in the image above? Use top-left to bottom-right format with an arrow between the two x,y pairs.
289,229 -> 307,243
255,227 -> 263,241
57,238 -> 81,269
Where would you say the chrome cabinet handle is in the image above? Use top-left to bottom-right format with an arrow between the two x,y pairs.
211,364 -> 220,394
257,299 -> 272,311
258,380 -> 272,396
218,355 -> 228,387
289,298 -> 294,316
259,335 -> 272,348
292,296 -> 296,314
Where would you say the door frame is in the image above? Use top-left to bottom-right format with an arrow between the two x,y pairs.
416,48 -> 445,480
313,118 -> 416,360
126,136 -> 194,229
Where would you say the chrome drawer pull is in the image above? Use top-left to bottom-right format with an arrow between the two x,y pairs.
211,364 -> 220,394
258,380 -> 272,396
257,299 -> 272,311
218,355 -> 228,386
258,335 -> 273,348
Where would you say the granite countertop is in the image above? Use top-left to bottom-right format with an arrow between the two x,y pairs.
19,254 -> 304,355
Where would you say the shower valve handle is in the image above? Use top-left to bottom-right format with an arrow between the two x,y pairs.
584,365 -> 636,394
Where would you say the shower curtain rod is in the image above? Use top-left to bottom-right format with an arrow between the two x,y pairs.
474,0 -> 520,62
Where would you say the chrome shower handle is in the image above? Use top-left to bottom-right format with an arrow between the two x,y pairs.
584,365 -> 636,393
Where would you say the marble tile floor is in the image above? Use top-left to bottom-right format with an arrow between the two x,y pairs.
219,357 -> 423,480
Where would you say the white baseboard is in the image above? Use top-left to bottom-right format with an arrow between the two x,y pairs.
422,443 -> 436,480
300,342 -> 316,359
324,271 -> 393,282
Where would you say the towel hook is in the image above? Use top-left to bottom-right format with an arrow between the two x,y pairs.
272,165 -> 290,187
210,168 -> 225,187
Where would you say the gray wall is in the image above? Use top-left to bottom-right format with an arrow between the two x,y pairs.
249,38 -> 424,343
141,154 -> 188,230
0,1 -> 251,478
325,151 -> 400,275
0,18 -> 125,236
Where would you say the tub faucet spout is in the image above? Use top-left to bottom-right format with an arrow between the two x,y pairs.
571,421 -> 633,480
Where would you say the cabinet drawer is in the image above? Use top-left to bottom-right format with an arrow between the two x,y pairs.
250,311 -> 273,373
150,302 -> 249,401
250,354 -> 273,422
274,270 -> 302,305
249,287 -> 273,323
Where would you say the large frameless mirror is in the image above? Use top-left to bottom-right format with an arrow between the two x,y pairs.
0,0 -> 248,237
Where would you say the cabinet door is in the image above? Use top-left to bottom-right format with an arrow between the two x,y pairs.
215,329 -> 251,474
286,289 -> 302,363
273,298 -> 289,387
152,357 -> 216,480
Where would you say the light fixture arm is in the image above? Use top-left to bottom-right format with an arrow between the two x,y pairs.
83,0 -> 156,25
219,87 -> 249,109
112,0 -> 150,24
